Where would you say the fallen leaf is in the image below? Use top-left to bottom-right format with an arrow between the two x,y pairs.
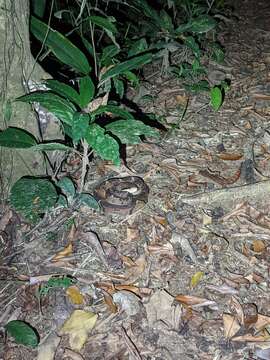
255,314 -> 270,332
232,333 -> 270,342
218,152 -> 243,161
102,290 -> 118,313
59,310 -> 98,351
66,286 -> 84,305
175,294 -> 217,309
190,271 -> 204,288
252,240 -> 266,253
52,243 -> 73,262
145,289 -> 182,329
223,313 -> 241,338
242,303 -> 258,328
229,296 -> 244,325
113,290 -> 141,316
37,332 -> 60,360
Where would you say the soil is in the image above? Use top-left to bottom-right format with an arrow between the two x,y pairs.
1,0 -> 270,359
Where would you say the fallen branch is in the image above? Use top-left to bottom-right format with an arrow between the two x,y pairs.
177,180 -> 270,210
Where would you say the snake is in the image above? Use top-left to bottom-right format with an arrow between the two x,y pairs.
93,176 -> 149,215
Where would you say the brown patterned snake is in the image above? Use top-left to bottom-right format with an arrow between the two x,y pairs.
93,176 -> 149,215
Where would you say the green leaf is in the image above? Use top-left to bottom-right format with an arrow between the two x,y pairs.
3,100 -> 12,123
91,105 -> 134,120
160,10 -> 174,32
188,15 -> 217,34
210,86 -> 223,111
184,36 -> 200,58
30,16 -> 91,74
123,71 -> 139,87
85,124 -> 120,165
81,36 -> 94,58
100,53 -> 152,82
184,80 -> 210,93
72,113 -> 90,142
101,45 -> 120,67
106,119 -> 160,144
31,142 -> 72,151
86,15 -> 119,48
5,320 -> 39,348
45,79 -> 81,107
75,193 -> 100,210
127,38 -> 148,57
113,78 -> 124,98
9,177 -> 58,223
87,15 -> 118,35
17,91 -> 76,125
57,177 -> 76,198
0,127 -> 37,148
78,76 -> 95,108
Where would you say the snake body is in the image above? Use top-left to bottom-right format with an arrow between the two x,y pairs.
93,176 -> 149,215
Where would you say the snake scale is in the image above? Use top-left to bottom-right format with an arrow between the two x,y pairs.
93,176 -> 149,215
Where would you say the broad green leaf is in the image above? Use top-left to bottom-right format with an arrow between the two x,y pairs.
123,71 -> 139,87
31,143 -> 72,151
184,36 -> 200,58
84,124 -> 120,165
81,36 -> 94,58
91,105 -> 134,120
5,320 -> 39,348
184,80 -> 210,93
72,113 -> 90,141
85,15 -> 118,48
210,86 -> 223,111
132,0 -> 161,27
3,100 -> 12,123
17,91 -> 76,125
32,0 -> 46,18
57,177 -> 76,198
31,16 -> 91,74
189,15 -> 217,34
100,54 -> 152,82
106,119 -> 160,144
78,76 -> 95,108
160,10 -> 174,32
0,127 -> 37,148
101,45 -> 120,67
113,78 -> 124,98
75,193 -> 100,210
9,177 -> 58,223
86,15 -> 117,35
45,79 -> 81,107
175,22 -> 193,35
127,38 -> 148,57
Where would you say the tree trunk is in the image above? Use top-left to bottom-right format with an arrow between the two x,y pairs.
0,0 -> 61,199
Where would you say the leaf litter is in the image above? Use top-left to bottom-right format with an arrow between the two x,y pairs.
2,1 -> 270,359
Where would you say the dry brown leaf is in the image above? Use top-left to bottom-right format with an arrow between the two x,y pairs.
125,255 -> 146,283
103,290 -> 118,313
37,332 -> 60,360
175,294 -> 217,308
223,313 -> 241,338
232,333 -> 270,342
52,243 -> 73,262
218,152 -> 243,161
59,310 -> 98,351
229,296 -> 244,325
175,94 -> 189,106
242,303 -> 258,328
252,240 -> 266,253
66,286 -> 84,305
255,314 -> 270,332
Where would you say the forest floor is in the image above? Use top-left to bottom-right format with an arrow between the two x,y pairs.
1,0 -> 270,359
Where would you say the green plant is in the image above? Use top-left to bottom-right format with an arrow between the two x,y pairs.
5,320 -> 39,348
0,16 -> 160,222
39,275 -> 75,296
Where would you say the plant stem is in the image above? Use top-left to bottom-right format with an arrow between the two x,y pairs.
80,140 -> 89,193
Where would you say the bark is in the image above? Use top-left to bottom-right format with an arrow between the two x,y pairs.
0,0 -> 61,198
